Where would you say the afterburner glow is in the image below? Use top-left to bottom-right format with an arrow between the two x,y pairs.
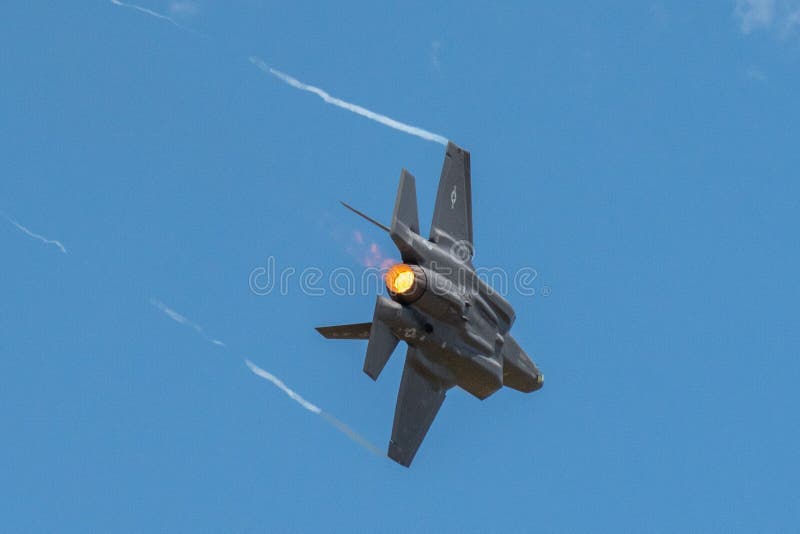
386,264 -> 415,294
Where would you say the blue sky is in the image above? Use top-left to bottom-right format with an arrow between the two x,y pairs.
2,1 -> 799,532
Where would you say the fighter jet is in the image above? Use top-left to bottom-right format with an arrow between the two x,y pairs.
317,142 -> 543,467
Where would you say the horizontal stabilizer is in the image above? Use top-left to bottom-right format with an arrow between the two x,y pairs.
340,201 -> 390,233
364,299 -> 399,380
316,323 -> 372,340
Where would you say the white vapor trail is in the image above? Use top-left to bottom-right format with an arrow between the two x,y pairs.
108,6 -> 444,146
109,0 -> 193,32
151,298 -> 382,457
245,359 -> 381,456
150,298 -> 226,347
320,412 -> 383,457
249,56 -> 449,146
244,359 -> 321,414
2,212 -> 67,254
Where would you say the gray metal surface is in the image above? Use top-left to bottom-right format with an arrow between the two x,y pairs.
317,141 -> 543,467
389,347 -> 447,467
316,322 -> 372,340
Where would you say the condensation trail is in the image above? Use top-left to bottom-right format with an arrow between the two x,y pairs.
109,0 -> 193,32
249,56 -> 449,146
150,298 -> 226,347
2,212 -> 67,254
108,4 -> 444,146
320,412 -> 383,456
151,298 -> 382,457
246,359 -> 382,457
244,359 -> 321,414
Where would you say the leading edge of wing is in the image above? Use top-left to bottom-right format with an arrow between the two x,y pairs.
388,347 -> 447,467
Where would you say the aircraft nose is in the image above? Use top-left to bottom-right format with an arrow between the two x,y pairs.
527,373 -> 544,392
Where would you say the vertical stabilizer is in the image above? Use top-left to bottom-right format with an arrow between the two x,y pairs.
391,169 -> 420,235
390,169 -> 420,262
430,142 -> 473,260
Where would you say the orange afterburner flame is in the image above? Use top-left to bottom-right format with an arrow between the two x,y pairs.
385,263 -> 415,294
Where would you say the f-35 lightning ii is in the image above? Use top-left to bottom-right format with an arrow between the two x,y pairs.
317,142 -> 543,467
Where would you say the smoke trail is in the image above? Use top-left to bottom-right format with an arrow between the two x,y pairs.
2,212 -> 67,254
109,0 -> 194,32
150,298 -> 226,347
249,56 -> 448,146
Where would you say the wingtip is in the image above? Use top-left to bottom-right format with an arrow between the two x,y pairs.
388,441 -> 413,468
362,367 -> 380,381
445,140 -> 469,157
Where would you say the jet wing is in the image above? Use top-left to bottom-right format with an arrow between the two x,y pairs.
388,347 -> 447,467
429,142 -> 473,261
